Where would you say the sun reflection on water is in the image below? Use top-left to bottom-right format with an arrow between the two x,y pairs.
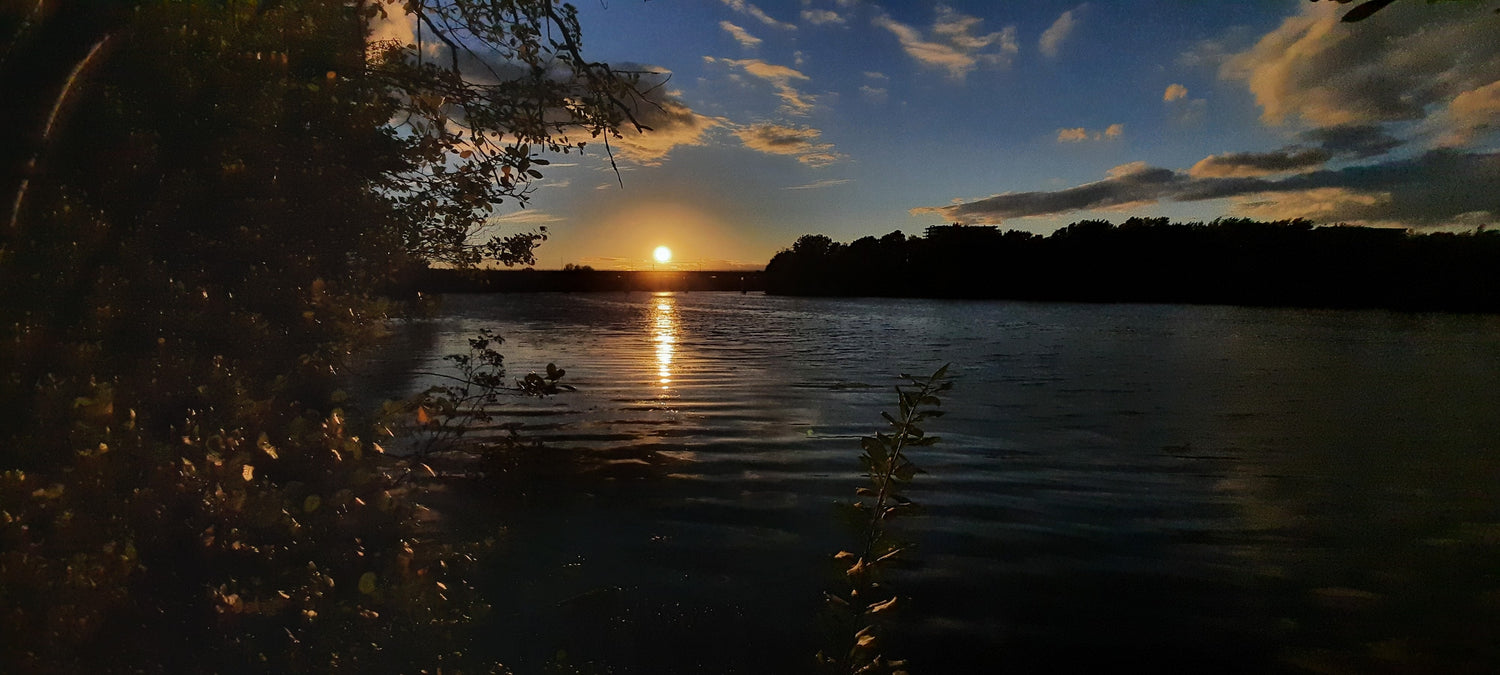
651,293 -> 676,390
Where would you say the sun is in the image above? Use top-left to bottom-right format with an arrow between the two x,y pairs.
653,245 -> 672,263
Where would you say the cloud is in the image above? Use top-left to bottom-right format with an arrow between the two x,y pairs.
705,56 -> 816,114
1299,124 -> 1402,159
1164,83 -> 1188,102
720,21 -> 763,49
1039,6 -> 1082,59
1057,127 -> 1088,142
735,123 -> 844,167
802,9 -> 845,26
1435,79 -> 1500,147
873,7 -> 1017,80
859,85 -> 889,103
914,149 -> 1500,228
1231,187 -> 1392,222
1223,2 -> 1500,130
786,178 -> 853,190
1188,147 -> 1331,178
720,0 -> 796,30
1057,124 -> 1122,142
488,210 -> 565,225
609,78 -> 726,165
864,71 -> 888,80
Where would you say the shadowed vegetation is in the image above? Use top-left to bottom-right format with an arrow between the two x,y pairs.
766,218 -> 1500,312
0,1 -> 647,671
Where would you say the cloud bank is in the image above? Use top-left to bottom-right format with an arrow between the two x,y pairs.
915,150 -> 1500,228
1224,1 -> 1500,137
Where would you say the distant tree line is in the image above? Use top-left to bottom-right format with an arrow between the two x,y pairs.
765,218 -> 1500,312
416,267 -> 765,293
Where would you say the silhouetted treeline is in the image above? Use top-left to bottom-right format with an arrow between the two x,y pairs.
416,268 -> 766,293
765,218 -> 1500,312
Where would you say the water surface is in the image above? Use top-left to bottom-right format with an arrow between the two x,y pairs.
361,292 -> 1500,673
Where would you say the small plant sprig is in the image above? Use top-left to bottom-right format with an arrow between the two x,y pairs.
398,329 -> 572,459
818,365 -> 952,675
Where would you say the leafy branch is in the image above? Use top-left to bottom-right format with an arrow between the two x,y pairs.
819,365 -> 952,675
395,328 -> 572,461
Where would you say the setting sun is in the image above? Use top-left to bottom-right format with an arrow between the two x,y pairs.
653,245 -> 672,263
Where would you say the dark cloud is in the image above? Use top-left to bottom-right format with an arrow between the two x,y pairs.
1300,124 -> 1403,159
1189,147 -> 1331,178
916,150 -> 1500,227
913,162 -> 1181,222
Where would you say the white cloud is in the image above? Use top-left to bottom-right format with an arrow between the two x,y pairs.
873,7 -> 1017,80
802,9 -> 845,26
720,21 -> 763,49
720,0 -> 796,30
1039,6 -> 1083,59
859,85 -> 888,103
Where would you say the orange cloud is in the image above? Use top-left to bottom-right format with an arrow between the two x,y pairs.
734,123 -> 843,167
874,7 -> 1017,80
1057,124 -> 1122,142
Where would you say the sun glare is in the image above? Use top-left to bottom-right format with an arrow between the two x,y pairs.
653,245 -> 673,263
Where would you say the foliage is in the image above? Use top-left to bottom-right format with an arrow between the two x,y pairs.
818,365 -> 952,675
0,1 -> 642,671
765,218 -> 1500,311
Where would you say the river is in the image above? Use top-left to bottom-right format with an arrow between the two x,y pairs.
355,292 -> 1500,673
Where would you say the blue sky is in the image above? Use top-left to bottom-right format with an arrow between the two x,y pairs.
479,0 -> 1500,269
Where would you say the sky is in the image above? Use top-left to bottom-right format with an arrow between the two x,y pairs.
476,0 -> 1500,270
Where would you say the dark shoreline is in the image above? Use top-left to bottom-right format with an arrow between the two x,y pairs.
414,268 -> 767,293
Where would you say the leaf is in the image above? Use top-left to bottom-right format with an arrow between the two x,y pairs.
1342,0 -> 1400,22
303,494 -> 321,513
358,571 -> 377,595
242,465 -> 254,481
865,596 -> 897,614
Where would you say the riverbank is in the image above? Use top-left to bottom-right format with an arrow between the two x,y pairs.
414,268 -> 766,293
